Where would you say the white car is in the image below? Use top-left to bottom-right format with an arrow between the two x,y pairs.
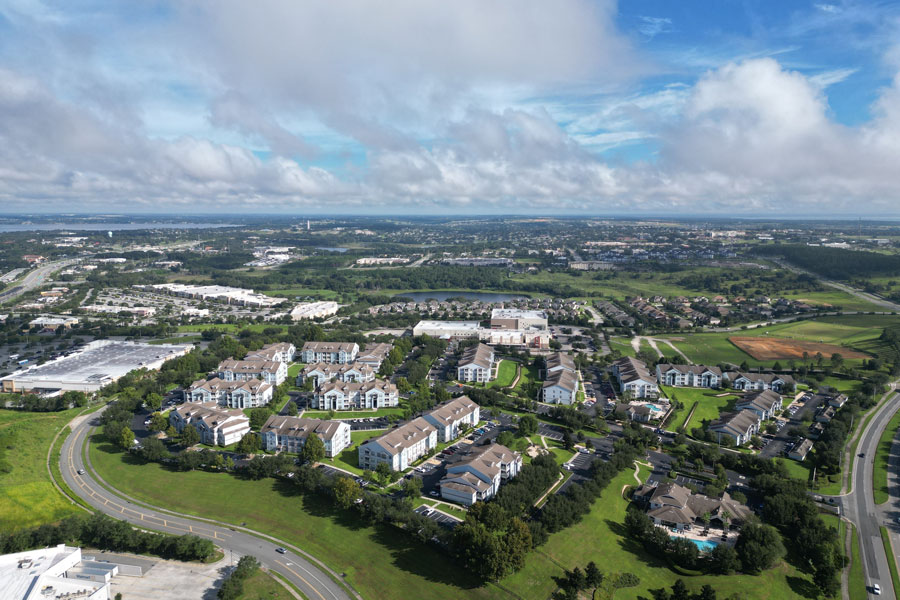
872,583 -> 881,595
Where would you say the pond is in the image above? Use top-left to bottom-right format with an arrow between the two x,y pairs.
394,291 -> 528,303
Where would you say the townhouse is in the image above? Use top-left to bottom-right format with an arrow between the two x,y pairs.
655,364 -> 722,389
245,342 -> 296,364
708,409 -> 761,446
542,369 -> 579,405
611,356 -> 659,399
422,396 -> 480,442
298,362 -> 375,387
358,417 -> 438,471
457,343 -> 496,383
789,438 -> 814,461
313,379 -> 399,410
185,377 -> 273,409
169,402 -> 250,446
217,358 -> 287,385
260,415 -> 351,458
734,389 -> 783,420
726,371 -> 795,393
440,443 -> 522,506
300,341 -> 359,364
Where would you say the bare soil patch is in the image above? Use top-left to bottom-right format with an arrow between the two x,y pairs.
729,336 -> 869,361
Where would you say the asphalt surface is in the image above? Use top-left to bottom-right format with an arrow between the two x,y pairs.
60,408 -> 354,600
0,259 -> 76,302
843,390 -> 900,598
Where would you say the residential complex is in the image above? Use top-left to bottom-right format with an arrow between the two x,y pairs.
169,401 -> 250,446
261,415 -> 351,457
355,342 -> 393,369
708,410 -> 761,446
185,377 -> 274,409
246,342 -> 296,363
734,390 -> 783,420
358,417 -> 438,471
217,358 -> 287,385
299,362 -> 375,386
422,396 -> 480,442
300,341 -> 359,364
611,356 -> 659,399
655,364 -> 722,388
457,343 -> 496,383
313,379 -> 399,410
726,371 -> 795,393
542,369 -> 579,404
633,482 -> 751,532
440,443 -> 522,506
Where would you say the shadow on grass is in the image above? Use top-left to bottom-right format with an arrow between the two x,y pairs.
786,575 -> 820,599
606,519 -> 672,570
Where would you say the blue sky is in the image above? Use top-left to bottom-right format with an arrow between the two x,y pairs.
1,0 -> 900,215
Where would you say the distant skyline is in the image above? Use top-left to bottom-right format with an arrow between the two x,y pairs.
2,1 -> 900,215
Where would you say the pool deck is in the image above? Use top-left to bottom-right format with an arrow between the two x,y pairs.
664,525 -> 736,549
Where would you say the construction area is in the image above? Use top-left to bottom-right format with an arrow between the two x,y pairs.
728,336 -> 870,361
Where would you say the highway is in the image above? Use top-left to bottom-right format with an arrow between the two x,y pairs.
842,390 -> 900,598
0,259 -> 76,303
60,409 -> 355,600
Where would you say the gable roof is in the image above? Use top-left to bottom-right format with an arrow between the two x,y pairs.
543,369 -> 578,392
260,415 -> 345,442
425,396 -> 479,427
364,417 -> 436,456
546,352 -> 576,372
458,343 -> 494,370
301,341 -> 359,354
657,364 -> 722,377
613,356 -> 658,385
736,389 -> 782,412
709,409 -> 760,437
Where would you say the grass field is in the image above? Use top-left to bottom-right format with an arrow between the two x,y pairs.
873,410 -> 900,504
88,436 -> 506,600
660,386 -> 736,433
608,337 -> 637,357
327,429 -> 387,476
236,568 -> 294,600
264,288 -> 341,299
287,363 -> 304,379
849,522 -> 866,600
777,458 -> 811,482
880,527 -> 900,597
500,464 -> 814,599
489,360 -> 517,388
513,363 -> 540,391
301,407 -> 406,420
0,408 -> 83,532
175,323 -> 289,334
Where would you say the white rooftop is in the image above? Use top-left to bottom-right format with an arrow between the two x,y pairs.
490,308 -> 547,319
414,320 -> 481,331
0,545 -> 106,600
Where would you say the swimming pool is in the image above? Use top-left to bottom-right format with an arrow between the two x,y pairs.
671,536 -> 719,552
645,404 -> 664,412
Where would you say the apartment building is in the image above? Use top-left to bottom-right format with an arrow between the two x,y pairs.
260,415 -> 351,458
185,377 -> 273,409
313,379 -> 399,410
299,362 -> 375,387
734,389 -> 783,420
655,364 -> 722,388
440,443 -> 522,506
542,369 -> 579,405
245,342 -> 296,363
422,396 -> 480,442
169,402 -> 250,446
300,341 -> 359,364
725,371 -> 795,393
546,352 -> 576,375
217,358 -> 287,385
355,342 -> 393,369
708,410 -> 761,446
611,356 -> 659,399
457,343 -> 496,382
358,417 -> 438,471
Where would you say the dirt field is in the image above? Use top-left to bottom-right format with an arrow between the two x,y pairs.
729,336 -> 870,361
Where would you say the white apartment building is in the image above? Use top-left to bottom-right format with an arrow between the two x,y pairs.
359,417 -> 437,471
185,377 -> 274,409
299,362 -> 375,387
457,343 -> 496,382
440,443 -> 522,506
612,356 -> 659,399
734,390 -> 783,421
169,402 -> 250,446
656,364 -> 722,388
245,342 -> 296,364
260,415 -> 351,458
313,379 -> 399,410
300,341 -> 359,364
542,369 -> 579,405
422,396 -> 480,442
217,358 -> 287,385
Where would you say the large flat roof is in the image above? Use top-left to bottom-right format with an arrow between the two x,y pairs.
2,340 -> 190,391
414,320 -> 481,330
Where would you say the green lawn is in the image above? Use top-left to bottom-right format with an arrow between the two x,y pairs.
326,429 -> 388,476
287,363 -> 304,379
88,436 -> 506,600
301,407 -> 406,420
488,360 -> 517,388
660,386 -> 736,433
880,527 -> 900,597
777,458 -> 811,483
608,337 -> 637,357
500,464 -> 814,599
236,568 -> 294,600
874,410 -> 900,504
513,363 -> 540,391
0,408 -> 83,532
849,522 -> 866,600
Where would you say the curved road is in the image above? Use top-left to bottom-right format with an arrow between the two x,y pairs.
60,409 -> 354,600
0,259 -> 76,303
842,389 -> 900,598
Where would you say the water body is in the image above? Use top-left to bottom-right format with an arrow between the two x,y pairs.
315,247 -> 349,253
394,291 -> 528,303
0,222 -> 237,233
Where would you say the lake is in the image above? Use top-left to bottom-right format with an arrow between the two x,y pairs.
316,247 -> 349,253
393,291 -> 528,303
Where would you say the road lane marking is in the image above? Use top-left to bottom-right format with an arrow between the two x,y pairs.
276,560 -> 327,600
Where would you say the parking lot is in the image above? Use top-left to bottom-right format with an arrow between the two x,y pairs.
414,504 -> 459,526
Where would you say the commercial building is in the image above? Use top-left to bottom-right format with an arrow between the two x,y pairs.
217,358 -> 287,385
185,377 -> 273,409
0,544 -> 110,600
140,283 -> 286,307
611,356 -> 659,399
440,443 -> 522,506
313,379 -> 399,410
457,343 -> 496,383
633,482 -> 751,532
169,402 -> 250,446
422,396 -> 480,442
300,341 -> 359,364
413,320 -> 481,339
290,301 -> 340,321
261,415 -> 351,457
358,417 -> 438,471
483,328 -> 550,349
28,316 -> 79,331
490,308 -> 548,330
1,340 -> 190,393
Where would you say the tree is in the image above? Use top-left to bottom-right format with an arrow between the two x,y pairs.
402,476 -> 422,498
333,476 -> 361,509
285,400 -> 299,416
562,429 -> 574,451
165,425 -> 178,439
249,407 -> 273,430
375,461 -> 392,483
180,425 -> 200,447
145,392 -> 163,411
148,412 -> 168,432
301,434 -> 326,464
710,543 -> 740,574
584,561 -> 602,588
118,427 -> 135,450
518,414 -> 538,436
236,432 -> 260,454
735,522 -> 785,573
497,430 -> 515,447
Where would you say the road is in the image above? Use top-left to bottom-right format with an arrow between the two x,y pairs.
774,258 -> 900,312
842,390 -> 900,598
0,259 -> 76,303
60,409 -> 354,600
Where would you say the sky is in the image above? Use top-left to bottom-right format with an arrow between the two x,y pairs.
1,1 -> 900,216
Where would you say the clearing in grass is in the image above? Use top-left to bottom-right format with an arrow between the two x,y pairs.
729,336 -> 869,361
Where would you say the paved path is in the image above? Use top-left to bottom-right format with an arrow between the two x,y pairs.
630,336 -> 692,364
59,409 -> 355,600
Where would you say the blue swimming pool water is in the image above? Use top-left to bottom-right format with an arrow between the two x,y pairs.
671,536 -> 719,552
645,404 -> 663,412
